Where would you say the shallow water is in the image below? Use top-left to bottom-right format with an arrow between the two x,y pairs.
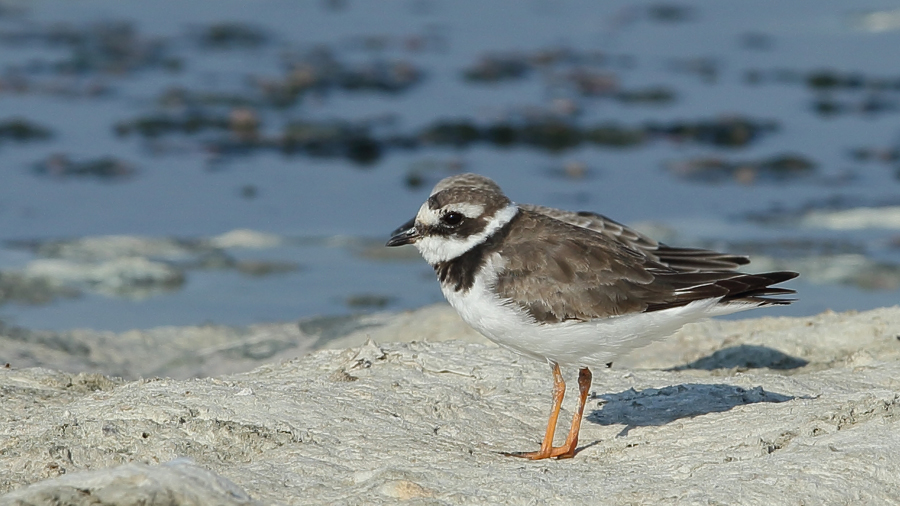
1,0 -> 899,331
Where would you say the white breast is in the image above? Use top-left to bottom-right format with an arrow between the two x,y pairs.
442,253 -> 756,368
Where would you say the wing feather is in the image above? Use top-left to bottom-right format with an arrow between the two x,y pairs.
493,210 -> 796,323
522,205 -> 749,272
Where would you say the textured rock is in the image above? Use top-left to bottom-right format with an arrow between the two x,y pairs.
1,306 -> 899,505
0,459 -> 262,506
0,304 -> 487,380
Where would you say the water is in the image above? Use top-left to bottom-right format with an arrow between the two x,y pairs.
1,0 -> 899,331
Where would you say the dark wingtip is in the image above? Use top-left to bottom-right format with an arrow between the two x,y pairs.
769,271 -> 800,282
645,269 -> 800,313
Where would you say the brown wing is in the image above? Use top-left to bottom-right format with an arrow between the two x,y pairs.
522,205 -> 749,272
493,210 -> 796,323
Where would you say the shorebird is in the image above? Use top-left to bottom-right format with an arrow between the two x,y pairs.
387,173 -> 797,459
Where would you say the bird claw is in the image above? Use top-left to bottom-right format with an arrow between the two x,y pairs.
502,446 -> 577,460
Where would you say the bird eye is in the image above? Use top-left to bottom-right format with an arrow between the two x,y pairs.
441,212 -> 463,227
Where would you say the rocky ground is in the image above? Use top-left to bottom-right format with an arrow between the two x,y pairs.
1,305 -> 899,505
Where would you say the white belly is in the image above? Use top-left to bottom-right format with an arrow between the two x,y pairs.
441,254 -> 754,368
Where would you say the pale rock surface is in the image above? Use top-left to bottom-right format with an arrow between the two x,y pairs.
0,304 -> 486,380
208,229 -> 283,249
0,459 -> 262,506
800,205 -> 900,230
1,306 -> 899,505
22,257 -> 184,297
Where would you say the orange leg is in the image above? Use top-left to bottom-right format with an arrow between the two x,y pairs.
507,365 -> 593,460
554,367 -> 592,459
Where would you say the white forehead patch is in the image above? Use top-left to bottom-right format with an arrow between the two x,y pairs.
416,202 -> 440,226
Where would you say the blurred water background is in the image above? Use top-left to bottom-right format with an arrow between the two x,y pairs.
1,0 -> 899,331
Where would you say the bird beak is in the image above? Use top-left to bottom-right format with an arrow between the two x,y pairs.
390,217 -> 416,238
386,219 -> 420,247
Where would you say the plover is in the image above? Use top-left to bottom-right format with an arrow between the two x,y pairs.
387,173 -> 797,460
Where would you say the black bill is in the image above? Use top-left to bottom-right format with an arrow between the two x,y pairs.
390,217 -> 416,237
386,220 -> 420,247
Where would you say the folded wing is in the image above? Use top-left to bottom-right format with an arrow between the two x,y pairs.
494,210 -> 797,324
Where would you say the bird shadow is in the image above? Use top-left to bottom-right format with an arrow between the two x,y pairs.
586,383 -> 794,437
668,344 -> 809,371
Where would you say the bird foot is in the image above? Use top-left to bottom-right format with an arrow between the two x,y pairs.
503,446 -> 577,460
